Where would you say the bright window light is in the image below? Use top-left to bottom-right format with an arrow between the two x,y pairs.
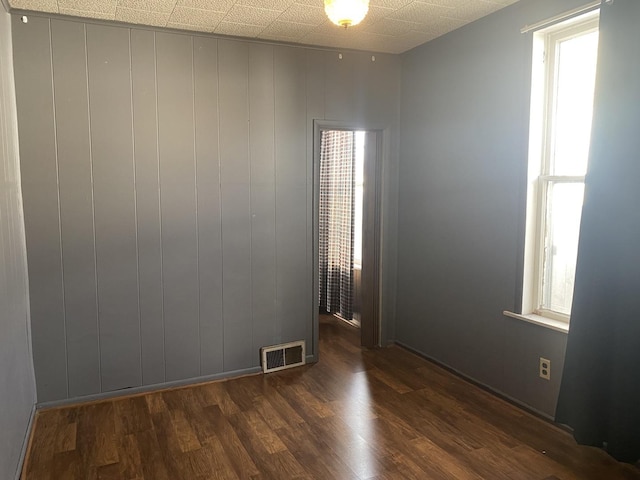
523,11 -> 599,322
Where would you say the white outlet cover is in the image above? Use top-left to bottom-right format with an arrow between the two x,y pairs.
539,357 -> 551,380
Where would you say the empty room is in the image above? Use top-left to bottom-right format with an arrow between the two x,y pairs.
1,0 -> 639,478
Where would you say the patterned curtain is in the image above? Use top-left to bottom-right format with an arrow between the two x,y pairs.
319,130 -> 355,321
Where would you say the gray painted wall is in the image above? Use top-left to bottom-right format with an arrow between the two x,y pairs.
396,0 -> 594,418
12,15 -> 400,403
0,4 -> 37,479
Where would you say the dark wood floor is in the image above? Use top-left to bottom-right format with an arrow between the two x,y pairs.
22,315 -> 640,479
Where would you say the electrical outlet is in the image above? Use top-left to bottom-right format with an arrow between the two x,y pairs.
539,357 -> 551,380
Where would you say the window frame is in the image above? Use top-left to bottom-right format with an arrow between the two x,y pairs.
523,11 -> 599,324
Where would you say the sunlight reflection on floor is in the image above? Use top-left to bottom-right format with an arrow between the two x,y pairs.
345,370 -> 378,477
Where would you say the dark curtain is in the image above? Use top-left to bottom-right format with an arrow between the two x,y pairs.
555,0 -> 640,464
319,130 -> 355,321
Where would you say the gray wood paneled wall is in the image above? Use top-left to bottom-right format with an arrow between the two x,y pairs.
0,5 -> 37,478
12,15 -> 400,403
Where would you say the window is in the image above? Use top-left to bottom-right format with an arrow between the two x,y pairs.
522,11 -> 599,323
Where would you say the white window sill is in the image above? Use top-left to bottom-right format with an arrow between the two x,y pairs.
503,311 -> 569,334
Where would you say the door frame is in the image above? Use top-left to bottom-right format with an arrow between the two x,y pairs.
311,119 -> 386,359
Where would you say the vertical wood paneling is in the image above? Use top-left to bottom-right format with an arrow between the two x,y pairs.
275,47 -> 307,186
12,15 -> 68,401
14,16 -> 402,402
306,49 -> 326,122
249,43 -> 276,355
219,41 -> 250,186
86,24 -> 141,391
156,32 -> 200,381
306,48 -> 325,354
0,9 -> 38,477
324,50 -> 355,122
131,29 -> 164,385
352,51 -> 372,124
51,19 -> 100,397
193,36 -> 223,375
275,46 -> 307,344
218,40 -> 252,370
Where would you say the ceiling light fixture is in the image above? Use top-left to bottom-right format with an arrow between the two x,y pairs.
324,0 -> 369,28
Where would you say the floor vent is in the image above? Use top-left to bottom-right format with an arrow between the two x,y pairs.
261,340 -> 306,373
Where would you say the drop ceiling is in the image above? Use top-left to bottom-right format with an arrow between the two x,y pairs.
7,0 -> 518,53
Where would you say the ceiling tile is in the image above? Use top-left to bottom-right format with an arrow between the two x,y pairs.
59,7 -> 116,19
365,18 -> 418,36
259,20 -> 312,39
58,0 -> 117,14
406,11 -> 465,34
115,7 -> 170,26
399,28 -> 437,45
176,0 -> 235,11
9,0 -> 58,13
348,31 -> 396,47
446,0 -> 502,21
389,1 -> 454,21
360,5 -> 394,23
236,0 -> 292,12
169,6 -> 225,28
369,0 -> 412,10
222,5 -> 282,26
277,4 -> 326,26
413,0 -> 468,7
430,14 -> 468,33
308,19 -> 351,36
117,0 -> 176,13
214,21 -> 265,37
295,0 -> 325,6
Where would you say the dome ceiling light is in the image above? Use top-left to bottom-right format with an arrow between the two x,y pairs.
324,0 -> 370,28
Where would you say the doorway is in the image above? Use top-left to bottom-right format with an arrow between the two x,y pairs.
314,124 -> 381,349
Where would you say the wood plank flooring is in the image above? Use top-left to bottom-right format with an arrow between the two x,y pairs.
22,315 -> 640,479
